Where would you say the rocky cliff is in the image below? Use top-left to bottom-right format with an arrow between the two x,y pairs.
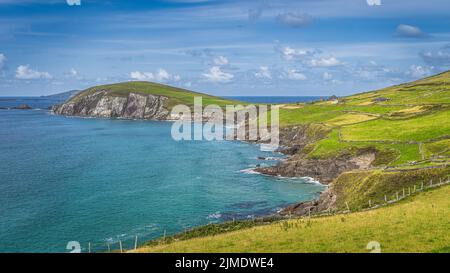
52,90 -> 171,120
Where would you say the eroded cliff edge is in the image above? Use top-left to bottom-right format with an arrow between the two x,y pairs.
52,90 -> 171,120
255,125 -> 377,216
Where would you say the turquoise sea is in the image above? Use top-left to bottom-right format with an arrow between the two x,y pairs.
0,97 -> 325,253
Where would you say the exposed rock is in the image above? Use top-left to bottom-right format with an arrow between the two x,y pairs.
373,97 -> 390,102
12,104 -> 32,110
255,125 -> 376,216
52,90 -> 171,120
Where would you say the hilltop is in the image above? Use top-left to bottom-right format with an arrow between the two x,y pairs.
52,81 -> 238,120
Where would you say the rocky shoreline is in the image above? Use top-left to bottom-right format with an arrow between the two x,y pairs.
52,90 -> 375,217
255,126 -> 376,217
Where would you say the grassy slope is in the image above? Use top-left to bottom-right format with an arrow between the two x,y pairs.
280,71 -> 450,167
132,71 -> 450,253
68,81 -> 239,109
136,185 -> 450,253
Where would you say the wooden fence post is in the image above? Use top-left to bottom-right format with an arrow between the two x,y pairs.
369,200 -> 372,208
134,235 -> 138,250
384,195 -> 387,203
107,243 -> 110,253
119,240 -> 123,253
88,242 -> 91,253
396,192 -> 399,201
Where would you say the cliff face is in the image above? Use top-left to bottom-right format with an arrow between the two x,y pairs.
52,90 -> 170,120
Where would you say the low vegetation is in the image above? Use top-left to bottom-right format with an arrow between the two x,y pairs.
135,185 -> 450,253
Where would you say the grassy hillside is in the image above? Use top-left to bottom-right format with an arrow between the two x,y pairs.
131,70 -> 450,253
135,185 -> 450,253
68,81 -> 239,109
279,71 -> 450,168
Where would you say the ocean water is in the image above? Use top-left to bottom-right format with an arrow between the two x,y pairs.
0,97 -> 325,253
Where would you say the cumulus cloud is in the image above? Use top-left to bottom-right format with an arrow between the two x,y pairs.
396,24 -> 425,38
308,57 -> 341,67
66,0 -> 81,6
275,43 -> 340,68
203,66 -> 234,82
419,45 -> 450,68
0,53 -> 5,71
277,12 -> 312,28
285,69 -> 307,80
275,45 -> 315,61
406,65 -> 433,78
254,66 -> 272,79
366,0 -> 381,6
213,56 -> 229,66
16,65 -> 52,80
323,72 -> 333,80
130,68 -> 180,83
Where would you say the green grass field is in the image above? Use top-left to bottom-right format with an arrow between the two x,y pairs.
135,185 -> 450,253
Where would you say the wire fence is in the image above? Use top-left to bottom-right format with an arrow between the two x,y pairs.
71,175 -> 450,253
310,175 -> 450,218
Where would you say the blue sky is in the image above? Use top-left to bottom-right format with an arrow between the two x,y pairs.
0,0 -> 449,96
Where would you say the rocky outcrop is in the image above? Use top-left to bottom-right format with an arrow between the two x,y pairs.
13,104 -> 32,110
52,90 -> 170,120
256,153 -> 375,184
255,125 -> 376,216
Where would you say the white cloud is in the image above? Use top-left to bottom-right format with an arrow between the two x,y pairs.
203,66 -> 234,82
396,24 -> 424,38
66,0 -> 81,6
366,0 -> 381,6
323,72 -> 333,80
130,68 -> 180,82
0,53 -> 5,70
277,12 -> 312,28
308,57 -> 341,67
406,65 -> 433,78
285,69 -> 307,80
15,65 -> 52,80
213,56 -> 229,66
276,45 -> 313,61
254,66 -> 272,79
130,71 -> 154,81
420,45 -> 450,68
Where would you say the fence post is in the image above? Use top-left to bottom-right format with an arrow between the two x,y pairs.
107,243 -> 110,253
402,188 -> 405,197
369,200 -> 372,208
430,179 -> 433,187
421,182 -> 424,190
413,185 -> 416,193
88,242 -> 91,253
396,192 -> 399,201
384,195 -> 387,203
134,235 -> 138,250
163,229 -> 166,241
345,202 -> 350,212
408,187 -> 411,195
119,240 -> 123,253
